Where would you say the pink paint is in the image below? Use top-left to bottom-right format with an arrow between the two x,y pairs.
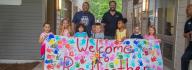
47,55 -> 53,59
46,48 -> 52,53
109,54 -> 115,61
62,38 -> 67,45
74,55 -> 80,61
157,66 -> 162,70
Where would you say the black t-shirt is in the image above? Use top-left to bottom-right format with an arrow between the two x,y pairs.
101,11 -> 123,36
184,18 -> 192,33
184,18 -> 192,42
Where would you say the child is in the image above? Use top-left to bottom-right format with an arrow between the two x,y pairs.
59,18 -> 73,37
38,22 -> 53,70
92,23 -> 104,39
116,18 -> 129,41
144,25 -> 158,39
74,23 -> 88,37
130,26 -> 143,39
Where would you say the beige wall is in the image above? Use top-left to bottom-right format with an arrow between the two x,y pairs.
174,0 -> 188,70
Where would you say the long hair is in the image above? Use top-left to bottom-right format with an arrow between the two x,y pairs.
186,4 -> 192,17
148,25 -> 156,36
59,18 -> 72,35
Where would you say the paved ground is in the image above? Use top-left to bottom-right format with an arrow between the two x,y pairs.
0,62 -> 39,70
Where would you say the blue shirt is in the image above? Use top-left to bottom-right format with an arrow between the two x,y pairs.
101,11 -> 123,36
130,34 -> 143,39
74,32 -> 88,37
72,11 -> 95,37
92,33 -> 104,39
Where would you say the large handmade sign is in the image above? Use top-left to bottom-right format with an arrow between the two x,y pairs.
44,34 -> 163,70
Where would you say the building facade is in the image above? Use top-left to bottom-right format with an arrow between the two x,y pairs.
126,0 -> 192,70
0,0 -> 192,70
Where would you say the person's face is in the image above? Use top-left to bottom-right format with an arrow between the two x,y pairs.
109,2 -> 116,11
79,26 -> 84,32
117,21 -> 124,28
62,20 -> 69,28
82,3 -> 89,12
149,28 -> 155,35
44,24 -> 51,33
188,6 -> 192,16
134,27 -> 140,33
95,25 -> 101,33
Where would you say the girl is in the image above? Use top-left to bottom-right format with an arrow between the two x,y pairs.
59,18 -> 73,37
130,26 -> 143,39
92,23 -> 104,39
115,18 -> 129,41
74,23 -> 88,37
38,22 -> 53,70
144,25 -> 158,39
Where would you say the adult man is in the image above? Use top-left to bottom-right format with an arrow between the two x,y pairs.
181,4 -> 192,70
101,1 -> 123,39
72,2 -> 95,37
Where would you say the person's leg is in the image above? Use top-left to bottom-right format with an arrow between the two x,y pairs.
181,43 -> 192,70
42,61 -> 44,70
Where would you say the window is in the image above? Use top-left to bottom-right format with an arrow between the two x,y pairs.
0,0 -> 22,5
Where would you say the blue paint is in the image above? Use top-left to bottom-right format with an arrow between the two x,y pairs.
55,35 -> 60,41
134,40 -> 139,45
102,52 -> 107,58
124,41 -> 130,45
89,38 -> 95,46
157,58 -> 163,65
86,64 -> 90,68
54,49 -> 59,54
80,39 -> 86,46
138,53 -> 142,58
154,44 -> 160,49
138,59 -> 143,66
48,34 -> 55,39
125,54 -> 130,58
132,54 -> 136,59
65,60 -> 72,66
134,48 -> 138,52
45,60 -> 53,64
70,66 -> 75,70
131,60 -> 135,67
68,39 -> 75,44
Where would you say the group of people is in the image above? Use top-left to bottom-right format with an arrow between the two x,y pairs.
39,1 -> 158,42
38,1 -> 159,70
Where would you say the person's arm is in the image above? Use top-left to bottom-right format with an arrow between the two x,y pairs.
115,30 -> 117,40
184,33 -> 190,38
119,13 -> 123,19
140,34 -> 144,39
72,13 -> 78,33
102,33 -> 105,39
39,35 -> 45,44
101,13 -> 107,26
92,14 -> 95,25
126,30 -> 129,38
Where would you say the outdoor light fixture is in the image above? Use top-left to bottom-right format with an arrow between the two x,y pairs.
58,0 -> 62,10
142,0 -> 146,11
